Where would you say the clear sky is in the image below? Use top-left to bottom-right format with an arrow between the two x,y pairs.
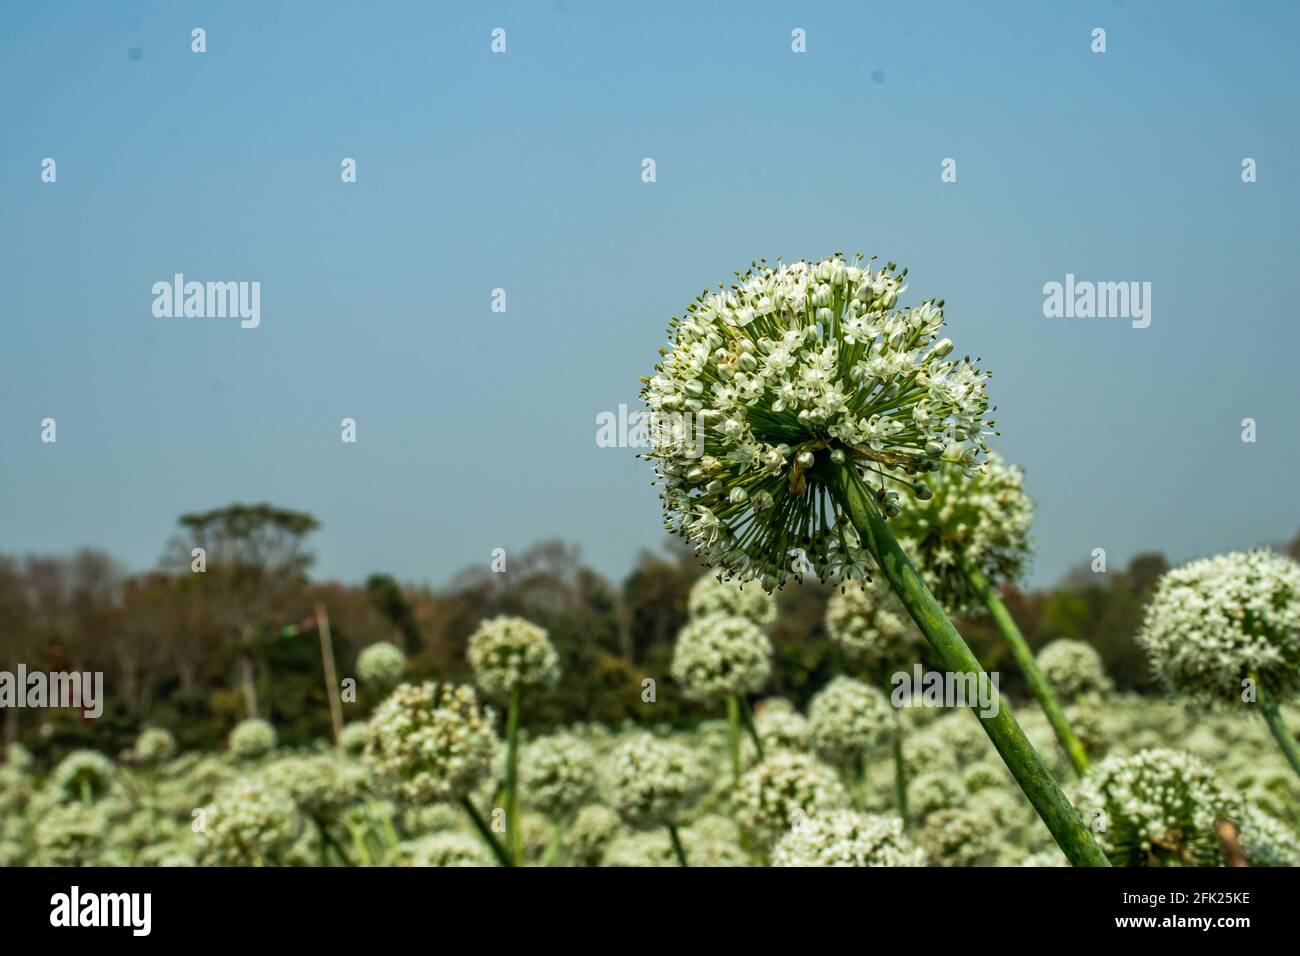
2,1 -> 1297,590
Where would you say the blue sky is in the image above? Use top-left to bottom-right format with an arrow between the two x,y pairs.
2,1 -> 1297,590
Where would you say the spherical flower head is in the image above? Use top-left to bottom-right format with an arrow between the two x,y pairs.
670,614 -> 772,701
228,718 -> 277,761
362,681 -> 499,805
688,575 -> 777,627
357,641 -> 407,688
133,727 -> 177,766
404,831 -> 496,867
5,743 -> 35,771
35,803 -> 110,866
1137,550 -> 1300,706
906,770 -> 963,821
889,453 -> 1032,614
260,755 -> 365,822
1036,638 -> 1112,701
735,751 -> 849,849
338,721 -> 368,756
918,803 -> 1005,867
642,254 -> 994,591
519,733 -> 598,819
772,811 -> 924,867
564,804 -> 623,866
197,776 -> 302,865
825,576 -> 917,667
467,615 -> 560,701
49,750 -> 117,804
807,676 -> 895,766
600,734 -> 710,829
749,706 -> 812,756
1232,804 -> 1300,867
1075,748 -> 1238,866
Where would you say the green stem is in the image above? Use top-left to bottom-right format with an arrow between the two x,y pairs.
667,824 -> 689,867
965,562 -> 1090,777
878,663 -> 909,829
726,696 -> 742,784
817,458 -> 1110,867
505,685 -> 522,865
459,797 -> 515,867
1253,674 -> 1300,779
737,696 -> 764,760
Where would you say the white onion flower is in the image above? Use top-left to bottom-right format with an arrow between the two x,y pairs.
807,676 -> 895,766
467,615 -> 560,701
196,776 -> 302,865
825,577 -> 917,667
889,454 -> 1033,614
49,750 -> 118,804
1233,804 -> 1300,867
688,575 -> 777,627
600,734 -> 709,829
642,255 -> 993,590
564,804 -> 623,866
1036,638 -> 1112,701
1137,550 -> 1300,705
519,733 -> 598,819
735,751 -> 849,849
362,682 -> 499,805
228,718 -> 277,761
1074,748 -> 1237,866
260,755 -> 365,822
404,831 -> 495,867
133,727 -> 177,766
772,811 -> 923,867
357,641 -> 407,688
671,614 -> 772,701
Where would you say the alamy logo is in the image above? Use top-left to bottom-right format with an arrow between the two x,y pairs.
152,274 -> 261,328
1042,273 -> 1151,328
890,665 -> 1000,718
0,666 -> 103,718
50,886 -> 151,936
596,404 -> 705,459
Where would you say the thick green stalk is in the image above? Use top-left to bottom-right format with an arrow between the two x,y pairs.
726,696 -> 742,784
505,685 -> 522,864
667,824 -> 689,867
460,797 -> 515,867
1252,674 -> 1300,779
818,459 -> 1110,867
964,562 -> 1090,777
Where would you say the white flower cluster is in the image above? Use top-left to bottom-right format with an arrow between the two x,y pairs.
1075,748 -> 1237,866
825,577 -> 916,667
1137,550 -> 1300,705
735,751 -> 849,848
1233,804 -> 1300,867
600,734 -> 710,829
772,811 -> 923,867
642,254 -> 994,590
467,615 -> 560,700
228,718 -> 277,761
357,641 -> 407,687
1036,638 -> 1112,701
133,727 -> 176,765
564,804 -> 623,866
50,750 -> 117,803
404,832 -> 495,867
754,707 -> 812,752
671,614 -> 772,701
688,575 -> 777,627
889,454 -> 1033,614
260,755 -> 365,822
519,733 -> 598,819
807,676 -> 895,766
363,682 -> 499,804
196,776 -> 302,865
